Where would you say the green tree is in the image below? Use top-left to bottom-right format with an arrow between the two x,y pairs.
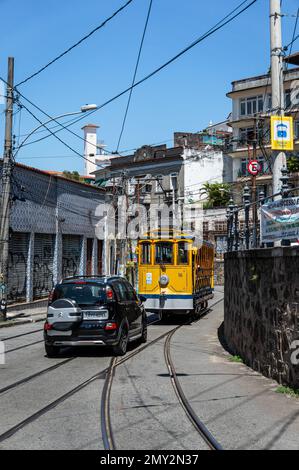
62,170 -> 82,182
202,182 -> 231,209
287,156 -> 299,173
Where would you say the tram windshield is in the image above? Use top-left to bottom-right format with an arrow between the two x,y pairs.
177,242 -> 189,265
155,242 -> 173,265
141,242 -> 151,264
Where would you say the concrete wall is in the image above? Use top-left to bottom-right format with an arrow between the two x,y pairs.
224,248 -> 299,389
214,260 -> 224,286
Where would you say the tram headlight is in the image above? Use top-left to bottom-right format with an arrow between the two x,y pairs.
159,274 -> 169,288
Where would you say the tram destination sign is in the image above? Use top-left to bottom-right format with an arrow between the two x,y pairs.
261,197 -> 299,243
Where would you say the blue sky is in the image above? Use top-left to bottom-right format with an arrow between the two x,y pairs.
0,0 -> 298,173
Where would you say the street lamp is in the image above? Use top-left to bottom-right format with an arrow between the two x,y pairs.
14,103 -> 98,158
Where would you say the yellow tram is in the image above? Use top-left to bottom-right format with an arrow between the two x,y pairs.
136,230 -> 214,316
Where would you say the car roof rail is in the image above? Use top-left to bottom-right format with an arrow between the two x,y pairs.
60,275 -> 107,283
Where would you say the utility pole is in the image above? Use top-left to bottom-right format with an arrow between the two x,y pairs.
0,57 -> 14,320
252,118 -> 258,247
270,0 -> 286,196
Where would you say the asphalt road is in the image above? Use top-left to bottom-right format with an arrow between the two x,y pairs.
0,288 -> 298,450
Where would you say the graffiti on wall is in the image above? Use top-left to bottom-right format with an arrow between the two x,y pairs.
8,252 -> 27,301
62,256 -> 79,279
33,253 -> 53,297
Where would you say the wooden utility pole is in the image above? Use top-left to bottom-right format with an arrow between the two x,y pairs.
0,58 -> 14,320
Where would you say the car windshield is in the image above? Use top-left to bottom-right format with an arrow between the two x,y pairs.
53,282 -> 106,307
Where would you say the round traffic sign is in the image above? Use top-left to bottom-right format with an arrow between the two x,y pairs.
247,160 -> 261,176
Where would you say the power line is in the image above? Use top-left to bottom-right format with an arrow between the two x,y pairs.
12,92 -> 115,156
73,0 -> 258,125
6,0 -> 257,156
116,0 -> 153,153
16,115 -> 84,139
286,7 -> 299,63
18,101 -> 97,166
17,155 -> 78,160
16,0 -> 135,87
285,32 -> 299,51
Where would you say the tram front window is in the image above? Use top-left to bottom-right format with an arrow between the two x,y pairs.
141,243 -> 151,264
177,242 -> 189,265
155,242 -> 173,265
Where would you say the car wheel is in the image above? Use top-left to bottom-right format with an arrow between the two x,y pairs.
113,328 -> 128,356
45,343 -> 60,358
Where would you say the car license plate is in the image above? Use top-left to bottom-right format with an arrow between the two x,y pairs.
83,310 -> 109,320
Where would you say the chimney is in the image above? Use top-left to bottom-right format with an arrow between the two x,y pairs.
82,124 -> 99,176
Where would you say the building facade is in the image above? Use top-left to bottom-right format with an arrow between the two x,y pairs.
4,163 -> 106,303
227,60 -> 299,203
93,125 -> 232,285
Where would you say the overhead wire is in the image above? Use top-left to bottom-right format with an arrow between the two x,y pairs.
116,0 -> 153,152
17,100 -> 98,166
2,0 -> 258,159
286,6 -> 299,62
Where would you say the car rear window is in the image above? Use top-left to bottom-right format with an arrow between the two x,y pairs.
52,283 -> 106,307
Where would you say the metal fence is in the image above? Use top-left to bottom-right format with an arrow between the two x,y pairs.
226,167 -> 297,251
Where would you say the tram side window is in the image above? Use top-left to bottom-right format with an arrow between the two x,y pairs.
141,243 -> 151,264
155,242 -> 173,265
177,242 -> 189,265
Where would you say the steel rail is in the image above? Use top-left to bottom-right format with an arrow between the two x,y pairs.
0,358 -> 76,395
0,298 -> 223,446
1,328 -> 43,341
101,357 -> 117,450
164,329 -> 223,450
101,297 -> 224,450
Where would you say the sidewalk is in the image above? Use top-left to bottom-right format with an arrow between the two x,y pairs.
0,299 -> 47,328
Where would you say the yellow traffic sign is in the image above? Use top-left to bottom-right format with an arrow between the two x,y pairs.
271,116 -> 294,151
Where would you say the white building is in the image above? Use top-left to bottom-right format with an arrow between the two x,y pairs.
227,61 -> 299,189
82,124 -> 117,176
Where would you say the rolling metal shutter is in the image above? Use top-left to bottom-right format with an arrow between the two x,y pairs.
33,234 -> 54,299
62,235 -> 81,279
8,233 -> 29,303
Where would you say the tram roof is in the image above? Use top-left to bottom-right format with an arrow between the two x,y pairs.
138,230 -> 214,247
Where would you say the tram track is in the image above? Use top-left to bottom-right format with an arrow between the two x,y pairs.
0,322 -> 193,445
1,328 -> 44,342
0,314 -> 163,398
101,297 -> 224,451
6,339 -> 44,354
0,357 -> 76,395
0,298 -> 224,448
164,328 -> 222,450
2,314 -> 159,354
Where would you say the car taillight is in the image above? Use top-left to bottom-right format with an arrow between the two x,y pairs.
104,322 -> 117,331
106,286 -> 114,300
48,288 -> 55,305
44,322 -> 53,331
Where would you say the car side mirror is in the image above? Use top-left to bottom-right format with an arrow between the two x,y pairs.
139,295 -> 147,303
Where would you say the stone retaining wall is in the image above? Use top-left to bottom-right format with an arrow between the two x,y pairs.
224,247 -> 299,389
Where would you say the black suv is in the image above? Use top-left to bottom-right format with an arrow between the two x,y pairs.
44,276 -> 147,358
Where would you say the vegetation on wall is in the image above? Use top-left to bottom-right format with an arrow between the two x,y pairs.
62,171 -> 84,182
